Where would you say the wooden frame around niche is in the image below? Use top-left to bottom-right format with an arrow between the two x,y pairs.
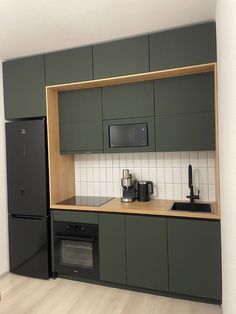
46,62 -> 220,214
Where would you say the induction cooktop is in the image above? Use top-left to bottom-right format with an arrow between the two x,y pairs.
58,196 -> 113,207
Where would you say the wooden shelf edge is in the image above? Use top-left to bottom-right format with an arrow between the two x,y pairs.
46,62 -> 216,92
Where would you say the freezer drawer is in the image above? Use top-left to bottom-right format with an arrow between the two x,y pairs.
5,119 -> 48,216
9,215 -> 51,279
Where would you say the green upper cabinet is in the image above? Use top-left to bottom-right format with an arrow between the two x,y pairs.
168,218 -> 221,301
58,88 -> 103,153
102,81 -> 154,120
126,215 -> 168,292
150,22 -> 216,71
93,36 -> 149,79
45,47 -> 93,85
99,213 -> 126,284
155,72 -> 215,151
3,55 -> 46,120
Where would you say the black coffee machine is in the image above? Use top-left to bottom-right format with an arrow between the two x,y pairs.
137,181 -> 153,202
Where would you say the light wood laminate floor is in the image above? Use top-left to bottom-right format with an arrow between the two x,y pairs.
0,273 -> 222,314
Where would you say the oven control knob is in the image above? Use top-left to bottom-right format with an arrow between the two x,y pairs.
81,226 -> 85,231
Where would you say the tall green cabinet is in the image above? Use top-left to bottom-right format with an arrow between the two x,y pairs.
3,55 -> 46,119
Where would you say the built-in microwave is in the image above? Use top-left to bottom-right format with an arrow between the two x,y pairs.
103,117 -> 155,152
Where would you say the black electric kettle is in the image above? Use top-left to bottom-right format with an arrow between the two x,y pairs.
137,181 -> 153,202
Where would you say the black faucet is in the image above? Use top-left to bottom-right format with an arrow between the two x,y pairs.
186,164 -> 199,205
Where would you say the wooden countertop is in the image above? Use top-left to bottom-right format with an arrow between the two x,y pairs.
51,198 -> 220,220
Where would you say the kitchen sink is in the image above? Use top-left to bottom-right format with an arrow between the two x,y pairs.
171,202 -> 211,213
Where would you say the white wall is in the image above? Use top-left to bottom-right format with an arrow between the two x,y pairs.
0,60 -> 9,274
216,1 -> 236,313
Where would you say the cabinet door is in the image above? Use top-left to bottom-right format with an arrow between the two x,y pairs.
126,215 -> 168,291
155,73 -> 214,115
102,81 -> 154,120
155,72 -> 215,152
3,56 -> 46,119
99,213 -> 126,284
168,218 -> 221,301
150,22 -> 216,71
156,112 -> 215,151
58,88 -> 103,153
45,47 -> 93,85
93,36 -> 149,79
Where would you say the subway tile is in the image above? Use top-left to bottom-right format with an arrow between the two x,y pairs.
181,152 -> 190,167
106,183 -> 114,197
80,182 -> 88,195
209,185 -> 216,202
157,168 -> 165,184
105,153 -> 113,167
208,151 -> 216,167
190,151 -> 199,167
199,168 -> 208,184
181,184 -> 189,200
181,168 -> 188,184
199,151 -> 208,167
174,184 -> 182,200
112,153 -> 120,167
148,152 -> 156,167
93,183 -> 100,196
86,154 -> 93,167
173,152 -> 181,167
208,168 -> 215,185
157,184 -> 166,199
99,154 -> 106,167
165,168 -> 173,184
92,154 -> 99,167
141,168 -> 149,180
113,183 -> 121,197
166,184 -> 174,199
133,153 -> 141,167
149,168 -> 157,183
106,168 -> 113,183
133,168 -> 142,180
164,152 -> 173,167
112,168 -> 120,183
199,184 -> 209,201
75,181 -> 81,195
86,168 -> 94,182
99,168 -> 106,182
119,153 -> 127,168
173,168 -> 181,184
80,168 -> 87,182
87,183 -> 94,196
141,152 -> 149,167
93,168 -> 100,182
100,182 -> 107,197
156,152 -> 165,167
126,153 -> 134,168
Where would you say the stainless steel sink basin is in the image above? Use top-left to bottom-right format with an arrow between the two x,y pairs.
171,202 -> 211,213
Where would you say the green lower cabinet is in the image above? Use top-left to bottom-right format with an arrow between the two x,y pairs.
99,214 -> 126,284
126,215 -> 168,291
168,218 -> 222,301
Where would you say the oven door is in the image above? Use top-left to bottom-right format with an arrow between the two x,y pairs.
54,234 -> 99,280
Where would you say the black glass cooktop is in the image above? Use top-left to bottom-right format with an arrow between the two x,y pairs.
58,196 -> 113,207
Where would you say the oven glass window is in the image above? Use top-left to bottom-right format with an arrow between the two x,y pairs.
61,240 -> 93,269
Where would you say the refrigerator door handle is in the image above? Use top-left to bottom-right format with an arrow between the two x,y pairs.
11,214 -> 45,220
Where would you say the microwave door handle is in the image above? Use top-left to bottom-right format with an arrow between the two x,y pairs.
54,233 -> 96,243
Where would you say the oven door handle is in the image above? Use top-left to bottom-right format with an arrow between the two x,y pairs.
54,233 -> 97,243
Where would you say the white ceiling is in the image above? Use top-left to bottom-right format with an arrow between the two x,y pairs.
0,0 -> 216,60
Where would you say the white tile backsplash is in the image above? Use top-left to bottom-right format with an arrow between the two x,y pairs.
75,151 -> 216,202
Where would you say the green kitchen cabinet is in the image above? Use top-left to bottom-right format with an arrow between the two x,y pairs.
126,215 -> 168,291
45,46 -> 93,85
53,210 -> 98,224
93,36 -> 149,79
155,73 -> 214,115
103,117 -> 155,153
3,55 -> 46,119
102,81 -> 154,120
156,112 -> 215,151
168,218 -> 221,301
150,22 -> 216,71
58,88 -> 103,153
99,213 -> 126,284
155,72 -> 215,151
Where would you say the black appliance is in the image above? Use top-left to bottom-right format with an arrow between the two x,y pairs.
109,123 -> 148,148
57,196 -> 113,207
137,181 -> 153,202
6,119 -> 51,279
53,221 -> 99,280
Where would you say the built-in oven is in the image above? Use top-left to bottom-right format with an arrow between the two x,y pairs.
53,221 -> 99,280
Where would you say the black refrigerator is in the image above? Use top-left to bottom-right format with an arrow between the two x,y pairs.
6,119 -> 51,279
